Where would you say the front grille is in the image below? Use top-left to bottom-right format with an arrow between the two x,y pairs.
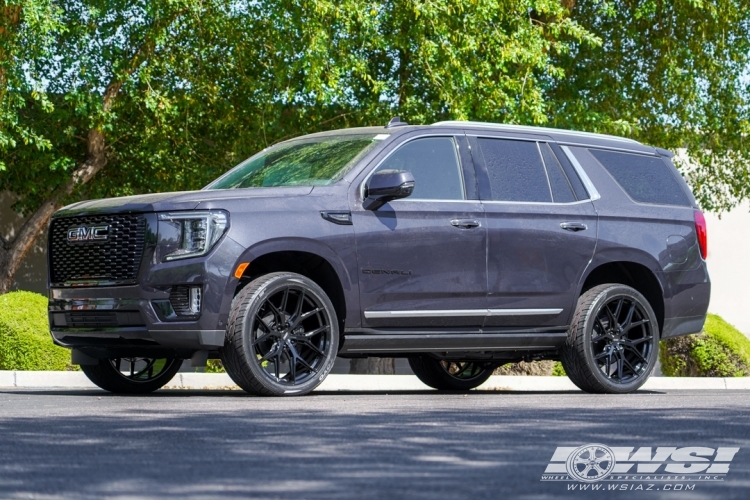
49,214 -> 146,285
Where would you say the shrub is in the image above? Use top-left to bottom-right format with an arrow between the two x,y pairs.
205,359 -> 225,373
660,314 -> 750,377
495,360 -> 558,376
552,361 -> 566,376
0,291 -> 72,371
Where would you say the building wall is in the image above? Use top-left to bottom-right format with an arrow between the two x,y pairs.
704,202 -> 750,335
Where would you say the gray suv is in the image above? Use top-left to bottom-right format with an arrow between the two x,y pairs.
47,119 -> 710,396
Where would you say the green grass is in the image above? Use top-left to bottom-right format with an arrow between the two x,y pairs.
0,291 -> 73,371
660,314 -> 750,377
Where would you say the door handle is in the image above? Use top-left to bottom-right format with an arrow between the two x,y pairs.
451,219 -> 481,229
560,222 -> 588,232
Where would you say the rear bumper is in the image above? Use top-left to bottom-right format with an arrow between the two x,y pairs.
661,315 -> 707,339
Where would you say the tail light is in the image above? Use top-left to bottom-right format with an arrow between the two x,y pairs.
694,210 -> 708,260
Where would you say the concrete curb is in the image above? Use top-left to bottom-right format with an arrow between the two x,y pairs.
1,371 -> 750,391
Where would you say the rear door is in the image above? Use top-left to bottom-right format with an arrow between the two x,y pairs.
468,134 -> 598,328
352,134 -> 488,328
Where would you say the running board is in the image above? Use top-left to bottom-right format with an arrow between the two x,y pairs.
339,331 -> 568,355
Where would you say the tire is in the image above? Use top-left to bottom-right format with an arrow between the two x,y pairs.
561,284 -> 659,394
81,357 -> 181,394
409,357 -> 494,391
220,272 -> 339,396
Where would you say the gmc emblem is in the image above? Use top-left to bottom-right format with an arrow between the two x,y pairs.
67,225 -> 109,242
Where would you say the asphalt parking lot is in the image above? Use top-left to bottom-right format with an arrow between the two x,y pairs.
1,389 -> 748,499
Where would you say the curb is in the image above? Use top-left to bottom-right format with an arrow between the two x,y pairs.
1,371 -> 750,391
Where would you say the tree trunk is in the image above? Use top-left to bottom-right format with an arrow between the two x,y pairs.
349,358 -> 396,374
0,79 -> 121,294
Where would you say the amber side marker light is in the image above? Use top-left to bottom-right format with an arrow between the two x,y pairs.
235,262 -> 250,279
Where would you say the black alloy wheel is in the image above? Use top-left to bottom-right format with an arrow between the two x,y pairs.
221,272 -> 339,396
80,357 -> 181,394
562,284 -> 659,393
409,357 -> 494,391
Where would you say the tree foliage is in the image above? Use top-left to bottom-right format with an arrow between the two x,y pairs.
552,0 -> 750,212
1,0 -> 750,290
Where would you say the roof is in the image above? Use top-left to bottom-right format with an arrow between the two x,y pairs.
431,120 -> 642,145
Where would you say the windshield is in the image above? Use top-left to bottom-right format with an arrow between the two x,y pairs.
206,133 -> 383,189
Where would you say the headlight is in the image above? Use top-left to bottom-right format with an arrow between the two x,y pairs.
157,211 -> 229,261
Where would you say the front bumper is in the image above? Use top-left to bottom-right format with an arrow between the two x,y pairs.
48,233 -> 245,357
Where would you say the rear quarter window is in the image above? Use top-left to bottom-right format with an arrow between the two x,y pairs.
588,149 -> 691,206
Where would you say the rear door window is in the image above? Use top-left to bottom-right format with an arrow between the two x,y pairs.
589,149 -> 691,206
477,138 -> 552,202
540,143 -> 577,203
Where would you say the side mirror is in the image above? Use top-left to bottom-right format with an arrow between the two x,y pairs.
363,170 -> 415,210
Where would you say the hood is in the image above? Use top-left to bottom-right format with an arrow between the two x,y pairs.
53,186 -> 314,218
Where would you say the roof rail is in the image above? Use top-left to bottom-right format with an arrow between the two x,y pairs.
431,120 -> 640,144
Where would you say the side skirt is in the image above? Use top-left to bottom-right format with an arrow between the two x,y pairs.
339,327 -> 568,356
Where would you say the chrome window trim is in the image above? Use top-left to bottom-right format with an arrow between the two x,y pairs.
560,146 -> 601,201
359,135 -> 466,202
364,308 -> 563,319
480,199 -> 592,206
432,121 -> 640,144
556,141 -> 657,155
389,198 -> 482,204
465,133 -> 540,142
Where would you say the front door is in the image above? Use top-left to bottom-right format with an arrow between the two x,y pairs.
468,135 -> 598,328
352,135 -> 487,329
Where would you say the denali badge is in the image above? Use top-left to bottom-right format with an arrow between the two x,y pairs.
362,269 -> 412,275
67,225 -> 109,242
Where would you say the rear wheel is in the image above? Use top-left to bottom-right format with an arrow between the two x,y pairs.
409,357 -> 494,391
220,272 -> 339,396
561,284 -> 659,394
81,357 -> 181,394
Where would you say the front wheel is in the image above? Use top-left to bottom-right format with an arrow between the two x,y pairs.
561,284 -> 659,394
220,272 -> 339,396
409,357 -> 494,391
81,357 -> 182,394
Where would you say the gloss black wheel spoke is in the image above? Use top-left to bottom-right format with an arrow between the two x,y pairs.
623,344 -> 648,364
286,345 -> 296,383
298,340 -> 325,357
593,350 -> 609,360
621,355 -> 638,374
622,303 -> 636,330
625,320 -> 649,333
603,304 -> 618,329
255,313 -> 273,332
279,288 -> 289,314
605,352 -> 612,376
265,300 -> 284,324
291,290 -> 305,324
292,307 -> 323,328
259,343 -> 279,362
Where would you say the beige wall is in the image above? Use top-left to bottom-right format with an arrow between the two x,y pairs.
705,202 -> 750,335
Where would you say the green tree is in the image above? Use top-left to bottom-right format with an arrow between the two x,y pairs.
550,0 -> 750,212
1,0 -> 594,292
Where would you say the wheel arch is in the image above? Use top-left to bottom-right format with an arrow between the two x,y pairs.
227,239 -> 355,330
579,260 -> 665,336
